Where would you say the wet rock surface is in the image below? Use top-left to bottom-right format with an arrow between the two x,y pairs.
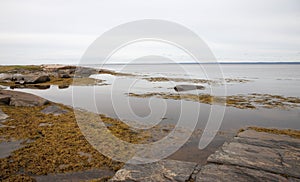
112,129 -> 300,181
0,90 -> 49,107
111,159 -> 197,182
196,129 -> 300,181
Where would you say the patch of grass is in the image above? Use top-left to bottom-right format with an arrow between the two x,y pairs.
247,126 -> 300,139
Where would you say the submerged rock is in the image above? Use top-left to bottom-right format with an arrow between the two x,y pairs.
174,84 -> 205,92
41,105 -> 68,116
0,90 -> 49,107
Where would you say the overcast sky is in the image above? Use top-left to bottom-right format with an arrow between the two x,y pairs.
0,0 -> 299,64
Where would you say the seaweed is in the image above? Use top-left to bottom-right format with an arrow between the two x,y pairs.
0,103 -> 149,179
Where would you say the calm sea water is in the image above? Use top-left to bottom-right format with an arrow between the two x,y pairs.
7,64 -> 300,163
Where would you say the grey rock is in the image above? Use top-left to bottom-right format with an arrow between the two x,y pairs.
0,73 -> 13,81
25,74 -> 50,84
75,67 -> 98,77
206,129 -> 300,179
60,74 -> 71,78
0,90 -> 49,107
0,108 -> 8,121
196,164 -> 288,182
10,84 -> 50,90
174,84 -> 205,92
58,85 -> 69,89
41,105 -> 68,116
0,140 -> 24,158
111,159 -> 197,182
0,73 -> 50,84
0,94 -> 11,105
110,129 -> 300,181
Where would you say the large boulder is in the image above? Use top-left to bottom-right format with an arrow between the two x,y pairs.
0,90 -> 49,107
14,74 -> 50,84
25,74 -> 50,84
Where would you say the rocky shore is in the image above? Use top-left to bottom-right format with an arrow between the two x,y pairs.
111,128 -> 300,182
1,89 -> 299,181
0,89 -> 150,181
0,65 -> 131,89
0,65 -> 300,181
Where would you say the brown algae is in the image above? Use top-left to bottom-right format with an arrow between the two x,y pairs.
128,92 -> 300,110
247,126 -> 300,139
0,103 -> 150,180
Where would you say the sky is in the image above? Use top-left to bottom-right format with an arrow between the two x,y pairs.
0,0 -> 299,64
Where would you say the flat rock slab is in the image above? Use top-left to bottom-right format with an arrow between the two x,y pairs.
0,140 -> 24,158
0,90 -> 48,107
41,105 -> 68,116
196,164 -> 289,182
197,129 -> 300,181
110,159 -> 197,182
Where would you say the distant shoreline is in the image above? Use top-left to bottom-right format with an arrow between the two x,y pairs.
1,62 -> 300,66
84,62 -> 300,66
99,62 -> 300,65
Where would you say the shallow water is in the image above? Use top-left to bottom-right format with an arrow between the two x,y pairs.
5,64 -> 300,162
